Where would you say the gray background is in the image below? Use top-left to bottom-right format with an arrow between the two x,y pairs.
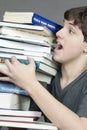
0,0 -> 87,25
0,0 -> 87,129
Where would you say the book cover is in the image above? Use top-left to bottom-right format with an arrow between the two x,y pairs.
3,11 -> 62,33
0,21 -> 54,37
0,93 -> 30,110
0,39 -> 51,54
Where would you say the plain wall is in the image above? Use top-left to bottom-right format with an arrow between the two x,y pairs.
0,0 -> 87,129
0,0 -> 87,25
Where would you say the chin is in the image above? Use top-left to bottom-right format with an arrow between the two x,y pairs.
53,56 -> 58,62
53,55 -> 61,63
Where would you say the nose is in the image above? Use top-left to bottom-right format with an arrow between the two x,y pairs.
56,28 -> 64,38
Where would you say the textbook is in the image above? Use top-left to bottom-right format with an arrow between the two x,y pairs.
36,72 -> 53,84
0,109 -> 42,118
1,26 -> 55,43
0,39 -> 51,54
0,121 -> 58,130
0,116 -> 35,122
0,81 -> 28,96
0,80 -> 49,96
0,93 -> 30,110
0,47 -> 52,60
0,21 -> 54,37
3,11 -> 62,33
0,34 -> 52,47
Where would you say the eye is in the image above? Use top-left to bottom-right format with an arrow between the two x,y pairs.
69,29 -> 75,34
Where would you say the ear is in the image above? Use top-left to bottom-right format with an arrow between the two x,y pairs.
83,41 -> 87,53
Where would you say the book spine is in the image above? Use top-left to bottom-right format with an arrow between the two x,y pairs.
32,13 -> 62,33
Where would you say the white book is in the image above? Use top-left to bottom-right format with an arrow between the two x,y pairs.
0,39 -> 51,54
0,93 -> 30,110
0,115 -> 34,122
0,47 -> 52,61
1,26 -> 55,43
36,71 -> 53,84
0,21 -> 54,37
3,11 -> 62,33
3,12 -> 35,23
0,109 -> 41,118
0,120 -> 58,130
0,34 -> 52,47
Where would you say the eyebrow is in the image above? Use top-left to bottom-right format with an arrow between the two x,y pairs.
63,19 -> 75,27
68,22 -> 76,30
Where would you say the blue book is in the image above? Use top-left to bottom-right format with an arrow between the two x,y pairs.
3,12 -> 62,33
0,81 -> 28,96
0,81 -> 48,96
32,13 -> 62,33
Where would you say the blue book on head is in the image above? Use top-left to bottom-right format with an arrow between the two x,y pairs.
32,13 -> 62,33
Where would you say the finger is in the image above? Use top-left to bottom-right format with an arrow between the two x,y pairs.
0,76 -> 11,82
27,57 -> 35,64
4,59 -> 13,72
10,56 -> 19,64
0,67 -> 10,77
0,63 -> 8,73
27,57 -> 36,68
5,57 -> 20,71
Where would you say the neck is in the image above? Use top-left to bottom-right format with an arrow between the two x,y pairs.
60,60 -> 87,89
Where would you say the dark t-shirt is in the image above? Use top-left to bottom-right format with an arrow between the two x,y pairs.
30,70 -> 87,121
51,70 -> 87,117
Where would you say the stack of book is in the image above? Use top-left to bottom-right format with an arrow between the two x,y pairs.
0,12 -> 62,110
0,109 -> 58,130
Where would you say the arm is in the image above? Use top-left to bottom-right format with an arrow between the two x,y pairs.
0,56 -> 87,130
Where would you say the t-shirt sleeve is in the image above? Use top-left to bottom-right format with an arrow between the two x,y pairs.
76,88 -> 87,118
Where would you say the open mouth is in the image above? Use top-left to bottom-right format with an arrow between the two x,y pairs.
57,44 -> 63,49
55,44 -> 63,50
52,43 -> 63,52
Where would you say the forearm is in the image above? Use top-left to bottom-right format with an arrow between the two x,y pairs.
26,81 -> 84,130
0,56 -> 85,130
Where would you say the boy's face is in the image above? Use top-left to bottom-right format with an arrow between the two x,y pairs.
53,20 -> 87,64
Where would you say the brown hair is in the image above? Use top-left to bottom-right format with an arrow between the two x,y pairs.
64,6 -> 87,42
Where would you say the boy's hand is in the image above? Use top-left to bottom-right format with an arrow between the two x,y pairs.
0,56 -> 38,90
